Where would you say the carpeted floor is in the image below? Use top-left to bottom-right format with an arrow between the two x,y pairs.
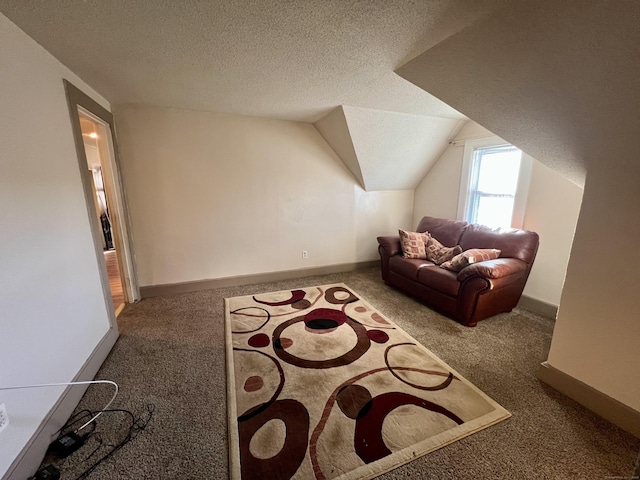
44,268 -> 639,479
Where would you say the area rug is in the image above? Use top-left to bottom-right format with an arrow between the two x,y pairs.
225,283 -> 510,480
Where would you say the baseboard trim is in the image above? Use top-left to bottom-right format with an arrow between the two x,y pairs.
5,325 -> 119,480
537,361 -> 640,438
140,260 -> 380,298
518,295 -> 558,319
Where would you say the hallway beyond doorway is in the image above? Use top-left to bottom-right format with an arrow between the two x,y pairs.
104,250 -> 124,313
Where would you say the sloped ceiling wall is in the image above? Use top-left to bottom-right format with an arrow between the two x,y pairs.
315,106 -> 462,191
314,107 -> 365,189
394,1 -> 632,187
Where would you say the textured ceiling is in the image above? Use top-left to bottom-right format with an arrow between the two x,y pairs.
395,0 -> 637,187
0,0 -> 499,122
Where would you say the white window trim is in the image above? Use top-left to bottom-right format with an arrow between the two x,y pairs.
457,136 -> 532,229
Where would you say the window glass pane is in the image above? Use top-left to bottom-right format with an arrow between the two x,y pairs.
475,196 -> 515,229
466,144 -> 523,229
475,147 -> 521,195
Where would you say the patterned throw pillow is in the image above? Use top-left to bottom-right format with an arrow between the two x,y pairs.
441,248 -> 501,272
399,229 -> 429,259
425,236 -> 463,265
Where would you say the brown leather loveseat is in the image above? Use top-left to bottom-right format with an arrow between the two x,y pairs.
377,216 -> 539,327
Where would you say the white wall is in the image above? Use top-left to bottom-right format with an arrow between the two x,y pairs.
0,13 -> 112,477
412,121 -> 490,226
114,105 -> 413,287
412,121 -> 583,307
398,0 -> 640,413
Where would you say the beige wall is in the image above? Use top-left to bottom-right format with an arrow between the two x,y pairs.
412,121 -> 491,226
412,121 -> 583,307
398,1 -> 640,413
548,161 -> 640,410
115,105 -> 413,287
0,13 -> 111,477
314,107 -> 364,189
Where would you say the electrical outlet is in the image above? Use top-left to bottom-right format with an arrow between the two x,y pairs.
302,250 -> 308,259
0,403 -> 9,433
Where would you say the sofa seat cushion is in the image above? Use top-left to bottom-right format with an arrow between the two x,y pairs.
417,265 -> 460,297
389,256 -> 433,281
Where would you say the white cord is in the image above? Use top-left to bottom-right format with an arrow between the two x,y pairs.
0,380 -> 119,431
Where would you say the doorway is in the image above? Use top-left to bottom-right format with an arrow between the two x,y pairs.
79,113 -> 126,313
64,80 -> 139,323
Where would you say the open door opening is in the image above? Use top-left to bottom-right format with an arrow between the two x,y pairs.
79,113 -> 126,313
64,80 -> 139,323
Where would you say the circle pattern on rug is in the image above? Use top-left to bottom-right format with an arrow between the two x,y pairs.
272,309 -> 371,369
253,289 -> 307,307
244,376 -> 264,393
336,384 -> 373,419
238,399 -> 309,479
367,329 -> 389,344
230,307 -> 272,333
248,333 -> 270,348
249,418 -> 287,459
303,307 -> 347,332
324,286 -> 358,305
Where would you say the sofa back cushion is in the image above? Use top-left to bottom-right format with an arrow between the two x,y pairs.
416,216 -> 468,247
459,224 -> 539,264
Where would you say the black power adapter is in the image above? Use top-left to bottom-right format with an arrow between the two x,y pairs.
49,431 -> 86,458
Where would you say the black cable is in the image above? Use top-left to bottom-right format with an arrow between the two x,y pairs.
77,405 -> 154,479
55,409 -> 93,436
72,404 -> 154,480
48,409 -> 97,459
74,409 -> 137,479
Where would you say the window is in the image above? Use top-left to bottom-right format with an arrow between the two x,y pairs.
458,137 -> 531,229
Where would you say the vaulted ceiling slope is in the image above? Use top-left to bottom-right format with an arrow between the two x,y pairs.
0,0 -> 499,122
396,0 -> 640,187
315,106 -> 462,191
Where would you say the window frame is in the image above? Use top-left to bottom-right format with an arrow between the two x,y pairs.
457,136 -> 532,229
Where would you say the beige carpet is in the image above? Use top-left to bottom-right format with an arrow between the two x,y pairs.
38,268 -> 639,479
226,284 -> 510,479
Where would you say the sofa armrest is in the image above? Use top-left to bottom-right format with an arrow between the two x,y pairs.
456,258 -> 527,282
377,236 -> 402,257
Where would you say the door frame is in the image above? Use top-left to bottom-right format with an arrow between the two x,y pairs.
64,80 -> 140,321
